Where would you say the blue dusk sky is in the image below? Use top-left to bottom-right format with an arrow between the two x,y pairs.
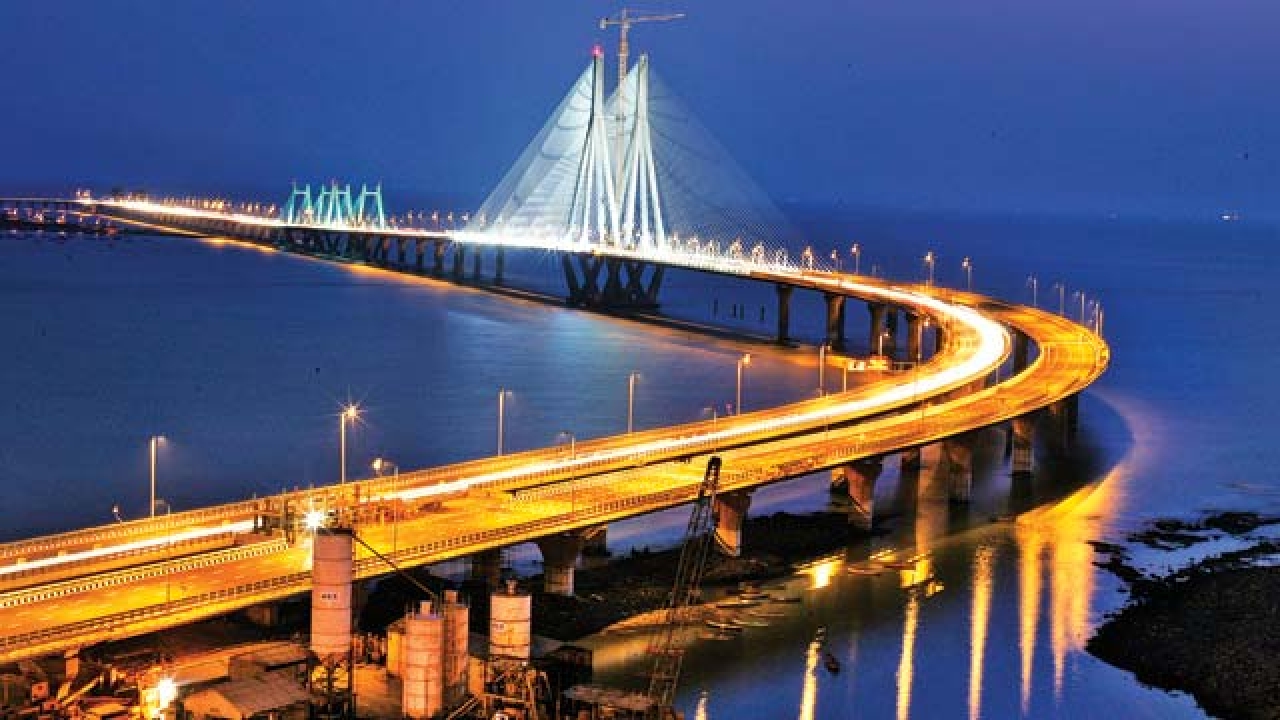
3,1 -> 1276,222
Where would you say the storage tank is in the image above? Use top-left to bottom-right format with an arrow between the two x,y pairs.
403,602 -> 445,719
442,589 -> 470,705
489,580 -> 531,662
310,529 -> 353,661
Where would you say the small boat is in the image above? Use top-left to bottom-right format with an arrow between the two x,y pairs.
814,627 -> 827,642
824,652 -> 840,674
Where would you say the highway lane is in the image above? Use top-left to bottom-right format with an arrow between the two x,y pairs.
0,287 -> 1105,662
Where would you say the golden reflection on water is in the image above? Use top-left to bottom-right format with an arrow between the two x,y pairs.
968,545 -> 995,720
1016,455 -> 1122,707
798,640 -> 820,720
895,589 -> 920,720
1018,524 -> 1044,715
694,689 -> 709,720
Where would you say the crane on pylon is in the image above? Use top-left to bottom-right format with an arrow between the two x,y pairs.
599,8 -> 684,186
599,8 -> 685,93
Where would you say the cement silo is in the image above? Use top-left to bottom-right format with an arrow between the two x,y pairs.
403,602 -> 445,719
489,580 -> 531,663
310,529 -> 354,661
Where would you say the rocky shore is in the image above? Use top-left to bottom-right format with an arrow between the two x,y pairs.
1087,512 -> 1280,720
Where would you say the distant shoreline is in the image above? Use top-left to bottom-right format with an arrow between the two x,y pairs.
1087,512 -> 1280,720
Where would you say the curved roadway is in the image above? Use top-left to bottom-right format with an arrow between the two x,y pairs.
0,204 -> 1109,662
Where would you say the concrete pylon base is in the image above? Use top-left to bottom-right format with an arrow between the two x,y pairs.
536,533 -> 586,596
713,491 -> 753,557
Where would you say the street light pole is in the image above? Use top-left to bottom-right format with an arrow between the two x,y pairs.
962,257 -> 972,291
1053,282 -> 1066,315
340,404 -> 359,485
497,387 -> 507,455
149,435 -> 163,518
627,372 -> 639,433
736,355 -> 751,414
818,344 -> 827,396
1027,275 -> 1038,308
924,251 -> 936,287
851,243 -> 861,275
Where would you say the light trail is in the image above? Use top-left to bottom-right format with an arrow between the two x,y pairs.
0,521 -> 254,576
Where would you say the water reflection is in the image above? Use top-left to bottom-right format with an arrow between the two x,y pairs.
895,589 -> 920,720
798,640 -> 819,720
969,545 -> 994,720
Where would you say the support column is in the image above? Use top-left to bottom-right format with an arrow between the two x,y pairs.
885,308 -> 900,358
837,458 -> 883,532
901,447 -> 922,472
906,313 -> 924,365
452,244 -> 465,279
494,247 -> 506,285
1047,393 -> 1079,455
944,437 -> 975,504
470,548 -> 503,590
713,491 -> 753,557
536,532 -> 586,596
1012,330 -> 1030,374
433,240 -> 446,276
934,320 -> 947,354
472,248 -> 482,280
823,293 -> 847,351
775,284 -> 793,345
868,303 -> 887,355
1011,414 -> 1035,478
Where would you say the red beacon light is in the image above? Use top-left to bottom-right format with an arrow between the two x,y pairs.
592,44 -> 604,58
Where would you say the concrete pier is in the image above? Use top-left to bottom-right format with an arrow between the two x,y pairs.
713,491 -> 753,557
536,532 -> 586,596
944,436 -> 975,504
838,459 -> 883,532
824,293 -> 847,351
1011,414 -> 1035,478
775,284 -> 794,344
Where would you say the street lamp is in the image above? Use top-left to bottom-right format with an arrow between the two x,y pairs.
923,251 -> 936,287
149,435 -> 164,518
1073,291 -> 1087,323
830,249 -> 841,272
818,343 -> 828,396
851,243 -> 861,275
736,355 -> 751,414
627,372 -> 640,433
1052,282 -> 1066,315
962,257 -> 972,291
497,387 -> 512,455
557,431 -> 577,513
340,404 -> 359,485
1027,275 -> 1038,308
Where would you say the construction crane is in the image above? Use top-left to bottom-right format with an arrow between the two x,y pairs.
599,8 -> 684,186
644,455 -> 722,716
599,8 -> 685,95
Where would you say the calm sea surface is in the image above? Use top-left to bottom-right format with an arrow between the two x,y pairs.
2,209 -> 1277,718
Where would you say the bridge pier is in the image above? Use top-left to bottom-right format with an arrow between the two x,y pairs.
868,303 -> 887,355
433,240 -> 446,276
560,252 -> 663,310
452,244 -> 466,280
494,247 -> 506,285
943,436 -> 975,504
536,532 -> 587,596
713,490 -> 753,557
775,284 -> 794,345
1011,414 -> 1035,478
1047,393 -> 1080,454
833,458 -> 882,532
414,239 -> 427,272
906,312 -> 925,364
824,293 -> 847,351
472,248 -> 482,281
